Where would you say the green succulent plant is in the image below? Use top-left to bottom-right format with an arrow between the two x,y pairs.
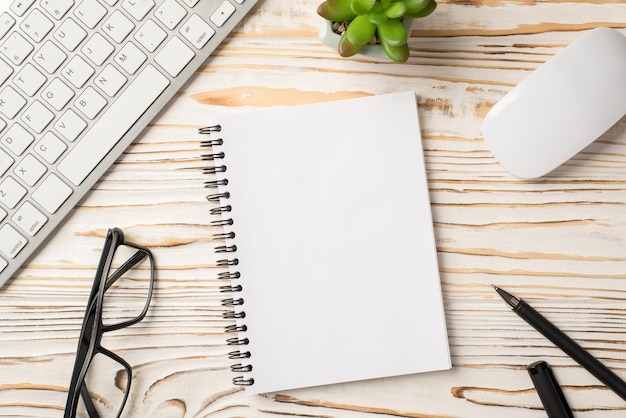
318,0 -> 437,63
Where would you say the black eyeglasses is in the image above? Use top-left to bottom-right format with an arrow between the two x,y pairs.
64,228 -> 155,418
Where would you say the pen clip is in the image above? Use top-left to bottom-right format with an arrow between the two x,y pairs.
528,361 -> 573,418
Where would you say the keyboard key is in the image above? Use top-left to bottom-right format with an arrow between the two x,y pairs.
41,78 -> 74,111
122,0 -> 155,21
40,0 -> 75,20
155,36 -> 195,77
21,100 -> 54,133
210,1 -> 236,27
0,58 -> 13,85
181,0 -> 199,6
155,0 -> 187,30
54,18 -> 87,51
58,64 -> 169,186
2,123 -> 33,155
0,148 -> 14,176
1,32 -> 33,65
180,14 -> 215,49
74,1 -> 107,29
102,10 -> 135,43
135,19 -> 166,52
114,42 -> 146,75
61,55 -> 94,88
74,87 -> 107,119
0,86 -> 27,118
12,201 -> 47,236
95,64 -> 127,97
0,13 -> 16,39
0,256 -> 6,273
0,224 -> 27,259
54,109 -> 86,142
10,0 -> 36,17
35,131 -> 66,164
20,9 -> 54,42
14,63 -> 46,96
34,41 -> 67,74
32,173 -> 72,214
82,33 -> 114,66
13,154 -> 47,186
0,176 -> 27,209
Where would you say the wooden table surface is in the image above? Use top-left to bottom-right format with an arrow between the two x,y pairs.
2,0 -> 626,416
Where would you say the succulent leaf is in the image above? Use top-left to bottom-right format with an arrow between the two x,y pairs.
383,2 -> 407,18
368,11 -> 388,25
338,33 -> 361,56
404,0 -> 429,13
380,39 -> 409,63
350,0 -> 376,15
345,14 -> 377,46
317,0 -> 357,21
326,0 -> 350,6
405,0 -> 436,18
377,19 -> 407,47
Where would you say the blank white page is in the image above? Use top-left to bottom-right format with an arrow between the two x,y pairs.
213,91 -> 450,394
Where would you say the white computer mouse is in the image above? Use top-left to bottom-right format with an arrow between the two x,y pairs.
483,27 -> 626,179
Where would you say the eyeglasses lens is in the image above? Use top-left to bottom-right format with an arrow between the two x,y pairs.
76,242 -> 153,417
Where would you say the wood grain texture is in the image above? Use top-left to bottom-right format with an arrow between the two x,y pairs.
2,0 -> 626,416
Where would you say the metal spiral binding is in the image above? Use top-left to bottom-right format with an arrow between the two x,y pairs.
200,124 -> 254,388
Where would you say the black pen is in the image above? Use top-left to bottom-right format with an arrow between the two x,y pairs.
492,284 -> 626,402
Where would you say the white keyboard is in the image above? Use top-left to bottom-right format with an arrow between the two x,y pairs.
0,0 -> 260,288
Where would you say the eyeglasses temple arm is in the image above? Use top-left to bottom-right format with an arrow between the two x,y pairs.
80,382 -> 100,418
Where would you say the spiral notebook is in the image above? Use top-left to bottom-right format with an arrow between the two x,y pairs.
202,91 -> 450,394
